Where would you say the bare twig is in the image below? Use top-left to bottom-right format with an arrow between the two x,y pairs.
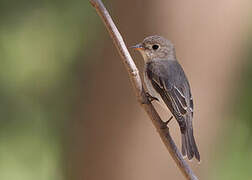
89,0 -> 198,179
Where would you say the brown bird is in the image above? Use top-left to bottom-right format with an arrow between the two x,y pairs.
132,35 -> 200,161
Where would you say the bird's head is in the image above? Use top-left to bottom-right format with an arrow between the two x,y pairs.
131,35 -> 175,62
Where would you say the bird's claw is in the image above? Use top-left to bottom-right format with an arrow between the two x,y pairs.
146,92 -> 159,102
161,116 -> 173,129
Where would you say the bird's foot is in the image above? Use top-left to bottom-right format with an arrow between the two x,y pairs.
146,92 -> 159,102
161,116 -> 173,129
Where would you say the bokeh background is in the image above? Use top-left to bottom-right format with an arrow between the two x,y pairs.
0,0 -> 251,180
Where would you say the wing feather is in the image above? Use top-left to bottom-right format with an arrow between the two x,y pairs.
146,61 -> 192,120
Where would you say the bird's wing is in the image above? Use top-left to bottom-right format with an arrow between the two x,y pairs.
146,60 -> 193,130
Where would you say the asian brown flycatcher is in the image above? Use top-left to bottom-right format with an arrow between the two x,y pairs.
132,35 -> 200,161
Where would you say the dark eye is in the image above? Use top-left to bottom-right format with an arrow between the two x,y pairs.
152,44 -> 159,50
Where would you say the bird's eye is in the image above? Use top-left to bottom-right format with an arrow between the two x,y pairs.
152,44 -> 159,50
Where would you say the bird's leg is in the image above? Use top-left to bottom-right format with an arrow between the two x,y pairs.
146,92 -> 159,102
161,116 -> 173,129
165,116 -> 173,125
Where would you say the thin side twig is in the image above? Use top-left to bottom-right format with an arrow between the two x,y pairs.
89,0 -> 198,180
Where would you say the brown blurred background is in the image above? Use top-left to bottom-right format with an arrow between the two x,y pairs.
0,0 -> 252,180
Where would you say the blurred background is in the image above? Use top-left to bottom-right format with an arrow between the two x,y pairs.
0,0 -> 251,180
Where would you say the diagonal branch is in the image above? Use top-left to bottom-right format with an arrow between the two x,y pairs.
89,0 -> 198,179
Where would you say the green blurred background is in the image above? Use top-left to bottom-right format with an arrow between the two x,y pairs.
0,1 -> 99,179
0,0 -> 251,180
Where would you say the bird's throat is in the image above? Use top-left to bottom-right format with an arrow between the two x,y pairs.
139,50 -> 149,62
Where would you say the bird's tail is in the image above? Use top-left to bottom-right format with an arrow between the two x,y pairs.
181,120 -> 200,162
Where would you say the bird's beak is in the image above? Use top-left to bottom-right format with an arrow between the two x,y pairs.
130,43 -> 144,50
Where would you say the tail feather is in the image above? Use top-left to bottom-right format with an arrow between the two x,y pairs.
181,135 -> 186,158
181,127 -> 200,161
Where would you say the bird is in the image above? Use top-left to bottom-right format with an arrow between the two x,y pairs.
132,35 -> 200,161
